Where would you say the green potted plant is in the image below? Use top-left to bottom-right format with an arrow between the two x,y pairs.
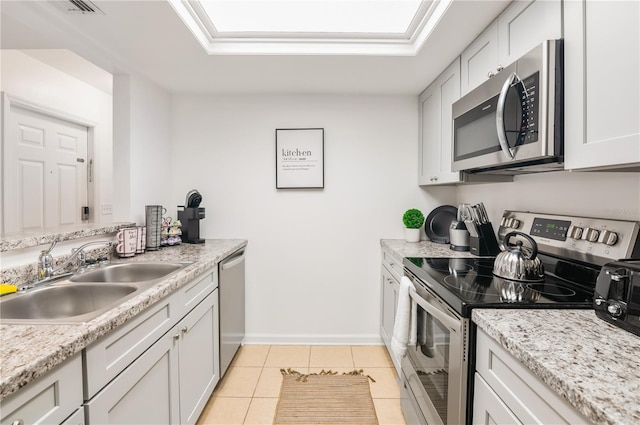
402,208 -> 424,243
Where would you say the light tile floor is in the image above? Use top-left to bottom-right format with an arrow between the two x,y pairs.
196,345 -> 407,425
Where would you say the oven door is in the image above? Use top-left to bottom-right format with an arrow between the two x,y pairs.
401,274 -> 468,425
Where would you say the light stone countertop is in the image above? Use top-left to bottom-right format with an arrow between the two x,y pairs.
0,239 -> 247,400
473,309 -> 640,425
380,239 -> 476,261
0,222 -> 136,252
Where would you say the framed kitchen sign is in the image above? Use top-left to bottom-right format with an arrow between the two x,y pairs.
276,128 -> 324,189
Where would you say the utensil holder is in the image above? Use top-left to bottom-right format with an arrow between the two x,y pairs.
470,222 -> 501,256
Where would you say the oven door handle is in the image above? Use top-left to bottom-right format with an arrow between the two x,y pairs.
409,288 -> 461,333
496,72 -> 520,160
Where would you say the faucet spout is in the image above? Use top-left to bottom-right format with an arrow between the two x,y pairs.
37,240 -> 113,280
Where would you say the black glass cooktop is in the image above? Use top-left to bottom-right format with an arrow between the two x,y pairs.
404,256 -> 599,317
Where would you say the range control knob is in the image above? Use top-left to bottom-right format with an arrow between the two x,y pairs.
505,218 -> 514,228
594,297 -> 605,306
607,302 -> 623,317
598,230 -> 619,246
568,225 -> 584,240
582,227 -> 600,242
510,219 -> 521,229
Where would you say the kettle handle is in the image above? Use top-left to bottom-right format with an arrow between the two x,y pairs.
503,231 -> 538,260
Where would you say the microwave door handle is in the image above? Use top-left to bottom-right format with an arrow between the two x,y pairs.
496,72 -> 518,159
409,288 -> 461,333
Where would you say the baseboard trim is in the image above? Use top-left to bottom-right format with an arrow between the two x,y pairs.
242,333 -> 383,345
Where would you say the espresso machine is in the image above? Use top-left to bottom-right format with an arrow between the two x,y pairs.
178,189 -> 205,244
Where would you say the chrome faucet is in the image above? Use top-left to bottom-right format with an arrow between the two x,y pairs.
37,239 -> 113,280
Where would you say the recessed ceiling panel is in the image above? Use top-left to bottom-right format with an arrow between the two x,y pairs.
199,0 -> 423,35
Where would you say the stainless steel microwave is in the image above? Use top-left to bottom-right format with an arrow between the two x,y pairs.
452,40 -> 564,175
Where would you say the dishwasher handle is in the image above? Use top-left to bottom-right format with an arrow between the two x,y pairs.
221,250 -> 245,270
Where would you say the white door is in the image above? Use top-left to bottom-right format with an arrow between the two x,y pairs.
3,104 -> 88,233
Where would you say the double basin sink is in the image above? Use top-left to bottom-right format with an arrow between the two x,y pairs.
0,262 -> 191,324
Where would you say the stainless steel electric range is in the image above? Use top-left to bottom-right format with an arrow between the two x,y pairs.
399,210 -> 640,425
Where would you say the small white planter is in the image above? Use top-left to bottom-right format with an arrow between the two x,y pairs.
404,228 -> 420,243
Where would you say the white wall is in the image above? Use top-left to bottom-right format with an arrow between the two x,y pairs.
0,50 -> 113,225
170,94 -> 455,344
113,74 -> 173,224
456,171 -> 640,226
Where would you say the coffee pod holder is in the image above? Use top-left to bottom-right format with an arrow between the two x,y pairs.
470,222 -> 501,256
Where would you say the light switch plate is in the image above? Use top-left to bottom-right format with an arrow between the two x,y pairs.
101,204 -> 113,215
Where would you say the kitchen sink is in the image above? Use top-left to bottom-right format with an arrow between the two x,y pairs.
0,284 -> 137,322
69,262 -> 185,283
0,261 -> 191,324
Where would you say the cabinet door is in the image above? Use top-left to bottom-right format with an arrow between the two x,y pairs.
61,407 -> 85,425
460,21 -> 498,95
85,330 -> 180,425
472,374 -> 522,425
498,0 -> 562,66
0,355 -> 82,425
178,290 -> 220,425
564,0 -> 640,170
380,266 -> 398,348
418,57 -> 462,185
418,84 -> 441,185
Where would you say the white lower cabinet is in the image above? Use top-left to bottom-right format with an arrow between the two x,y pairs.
85,288 -> 219,425
0,354 -> 83,425
177,289 -> 220,425
473,328 -> 589,424
84,327 -> 180,425
61,407 -> 85,425
380,246 -> 402,372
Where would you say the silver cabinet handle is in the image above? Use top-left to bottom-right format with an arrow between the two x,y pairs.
496,64 -> 504,72
181,326 -> 188,334
173,333 -> 180,340
496,72 -> 523,159
12,420 -> 24,425
487,71 -> 495,78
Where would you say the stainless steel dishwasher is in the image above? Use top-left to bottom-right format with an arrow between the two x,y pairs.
219,248 -> 246,376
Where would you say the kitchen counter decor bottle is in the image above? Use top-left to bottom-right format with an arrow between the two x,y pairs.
403,208 -> 424,243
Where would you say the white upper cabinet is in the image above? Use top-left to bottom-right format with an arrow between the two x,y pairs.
461,21 -> 499,96
419,57 -> 462,185
564,0 -> 640,170
461,0 -> 562,95
497,0 -> 562,66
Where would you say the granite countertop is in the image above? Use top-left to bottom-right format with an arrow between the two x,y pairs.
473,309 -> 640,425
0,222 -> 136,252
380,239 -> 476,260
0,239 -> 247,400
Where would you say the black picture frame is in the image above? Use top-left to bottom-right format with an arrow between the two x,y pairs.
275,128 -> 324,189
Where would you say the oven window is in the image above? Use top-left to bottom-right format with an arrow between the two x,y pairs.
454,94 -> 502,161
408,305 -> 451,423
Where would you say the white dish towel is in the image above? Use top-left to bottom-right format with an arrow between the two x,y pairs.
391,276 -> 417,362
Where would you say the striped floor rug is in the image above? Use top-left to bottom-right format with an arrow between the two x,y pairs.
274,370 -> 378,424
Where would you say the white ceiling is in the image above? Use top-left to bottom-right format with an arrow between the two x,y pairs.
0,0 -> 510,95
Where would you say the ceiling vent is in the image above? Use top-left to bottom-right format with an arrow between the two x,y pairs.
52,0 -> 105,15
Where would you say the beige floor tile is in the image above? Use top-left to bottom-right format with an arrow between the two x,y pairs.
362,367 -> 401,399
232,345 -> 271,367
243,398 -> 279,425
309,345 -> 354,368
373,398 -> 407,425
254,367 -> 285,398
197,396 -> 251,425
352,345 -> 394,368
264,345 -> 310,368
214,366 -> 262,397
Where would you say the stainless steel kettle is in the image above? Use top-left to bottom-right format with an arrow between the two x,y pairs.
492,231 -> 544,282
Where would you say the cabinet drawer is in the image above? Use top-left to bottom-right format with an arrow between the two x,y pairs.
61,406 -> 85,425
177,267 -> 217,319
476,329 -> 589,424
381,247 -> 403,281
472,373 -> 521,425
1,354 -> 82,425
84,293 -> 177,399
